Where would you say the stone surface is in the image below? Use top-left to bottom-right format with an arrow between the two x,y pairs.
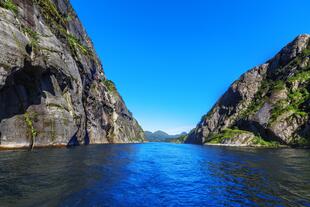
0,0 -> 144,148
186,34 -> 310,147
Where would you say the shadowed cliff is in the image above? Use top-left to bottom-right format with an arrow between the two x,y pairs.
0,0 -> 144,149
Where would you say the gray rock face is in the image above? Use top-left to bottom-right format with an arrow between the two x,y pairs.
186,34 -> 310,147
0,0 -> 144,149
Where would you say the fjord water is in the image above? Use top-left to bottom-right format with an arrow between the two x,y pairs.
0,143 -> 309,207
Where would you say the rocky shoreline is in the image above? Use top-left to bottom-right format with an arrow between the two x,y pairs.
204,143 -> 289,148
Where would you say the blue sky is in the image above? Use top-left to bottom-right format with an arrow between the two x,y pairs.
71,0 -> 310,134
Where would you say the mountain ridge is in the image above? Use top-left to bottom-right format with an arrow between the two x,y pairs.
145,130 -> 187,142
185,34 -> 310,147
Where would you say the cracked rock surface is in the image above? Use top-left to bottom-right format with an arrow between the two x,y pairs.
186,35 -> 310,147
0,0 -> 144,148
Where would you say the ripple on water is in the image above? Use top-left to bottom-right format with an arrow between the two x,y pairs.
0,143 -> 309,207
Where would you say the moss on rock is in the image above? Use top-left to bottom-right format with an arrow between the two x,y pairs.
0,0 -> 18,14
207,128 -> 279,147
24,112 -> 38,150
102,79 -> 117,94
33,0 -> 93,60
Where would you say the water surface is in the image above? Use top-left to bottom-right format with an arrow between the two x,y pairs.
0,143 -> 309,206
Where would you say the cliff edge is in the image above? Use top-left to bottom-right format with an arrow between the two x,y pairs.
0,0 -> 144,149
186,35 -> 310,147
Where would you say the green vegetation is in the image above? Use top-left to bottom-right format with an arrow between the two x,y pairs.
102,79 -> 117,94
240,80 -> 270,118
272,80 -> 286,91
177,134 -> 187,143
268,49 -> 310,124
32,0 -> 92,59
65,14 -> 73,21
90,82 -> 98,94
302,48 -> 310,57
288,70 -> 310,83
251,136 -> 279,147
169,134 -> 188,143
202,108 -> 215,120
0,63 -> 10,71
0,0 -> 18,14
243,47 -> 310,121
293,136 -> 310,146
33,0 -> 66,28
2,0 -> 89,58
269,93 -> 308,124
67,33 -> 90,56
288,88 -> 309,108
21,26 -> 39,50
65,7 -> 75,22
24,112 -> 38,150
241,98 -> 265,118
269,100 -> 289,123
208,128 -> 249,144
207,128 -> 279,147
269,75 -> 309,124
2,0 -> 95,61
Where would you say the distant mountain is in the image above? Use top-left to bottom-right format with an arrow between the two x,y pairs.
145,131 -> 187,142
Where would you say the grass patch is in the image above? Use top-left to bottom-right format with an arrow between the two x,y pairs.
240,80 -> 271,118
67,34 -> 90,56
293,136 -> 310,146
269,65 -> 310,124
288,88 -> 309,107
269,87 -> 309,124
0,0 -> 18,14
21,26 -> 39,50
269,100 -> 289,123
272,80 -> 286,91
33,0 -> 66,27
208,128 -> 279,147
102,79 -> 117,94
288,70 -> 310,83
208,128 -> 250,144
302,48 -> 310,57
252,136 -> 279,147
24,112 -> 38,150
33,0 -> 92,60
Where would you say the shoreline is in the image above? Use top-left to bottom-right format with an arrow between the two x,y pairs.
1,142 -> 308,151
203,143 -> 307,149
0,142 -> 146,151
0,144 -> 67,151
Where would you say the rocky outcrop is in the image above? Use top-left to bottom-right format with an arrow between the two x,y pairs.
0,0 -> 144,149
186,34 -> 310,147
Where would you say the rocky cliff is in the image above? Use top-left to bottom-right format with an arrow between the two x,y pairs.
186,34 -> 310,147
0,0 -> 144,149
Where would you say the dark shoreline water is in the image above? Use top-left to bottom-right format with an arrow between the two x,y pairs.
0,143 -> 309,207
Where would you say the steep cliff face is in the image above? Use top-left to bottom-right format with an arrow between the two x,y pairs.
0,0 -> 144,148
186,35 -> 310,147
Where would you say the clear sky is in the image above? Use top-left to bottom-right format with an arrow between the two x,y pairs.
71,0 -> 310,134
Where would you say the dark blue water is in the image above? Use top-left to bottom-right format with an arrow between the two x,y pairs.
0,143 -> 309,207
